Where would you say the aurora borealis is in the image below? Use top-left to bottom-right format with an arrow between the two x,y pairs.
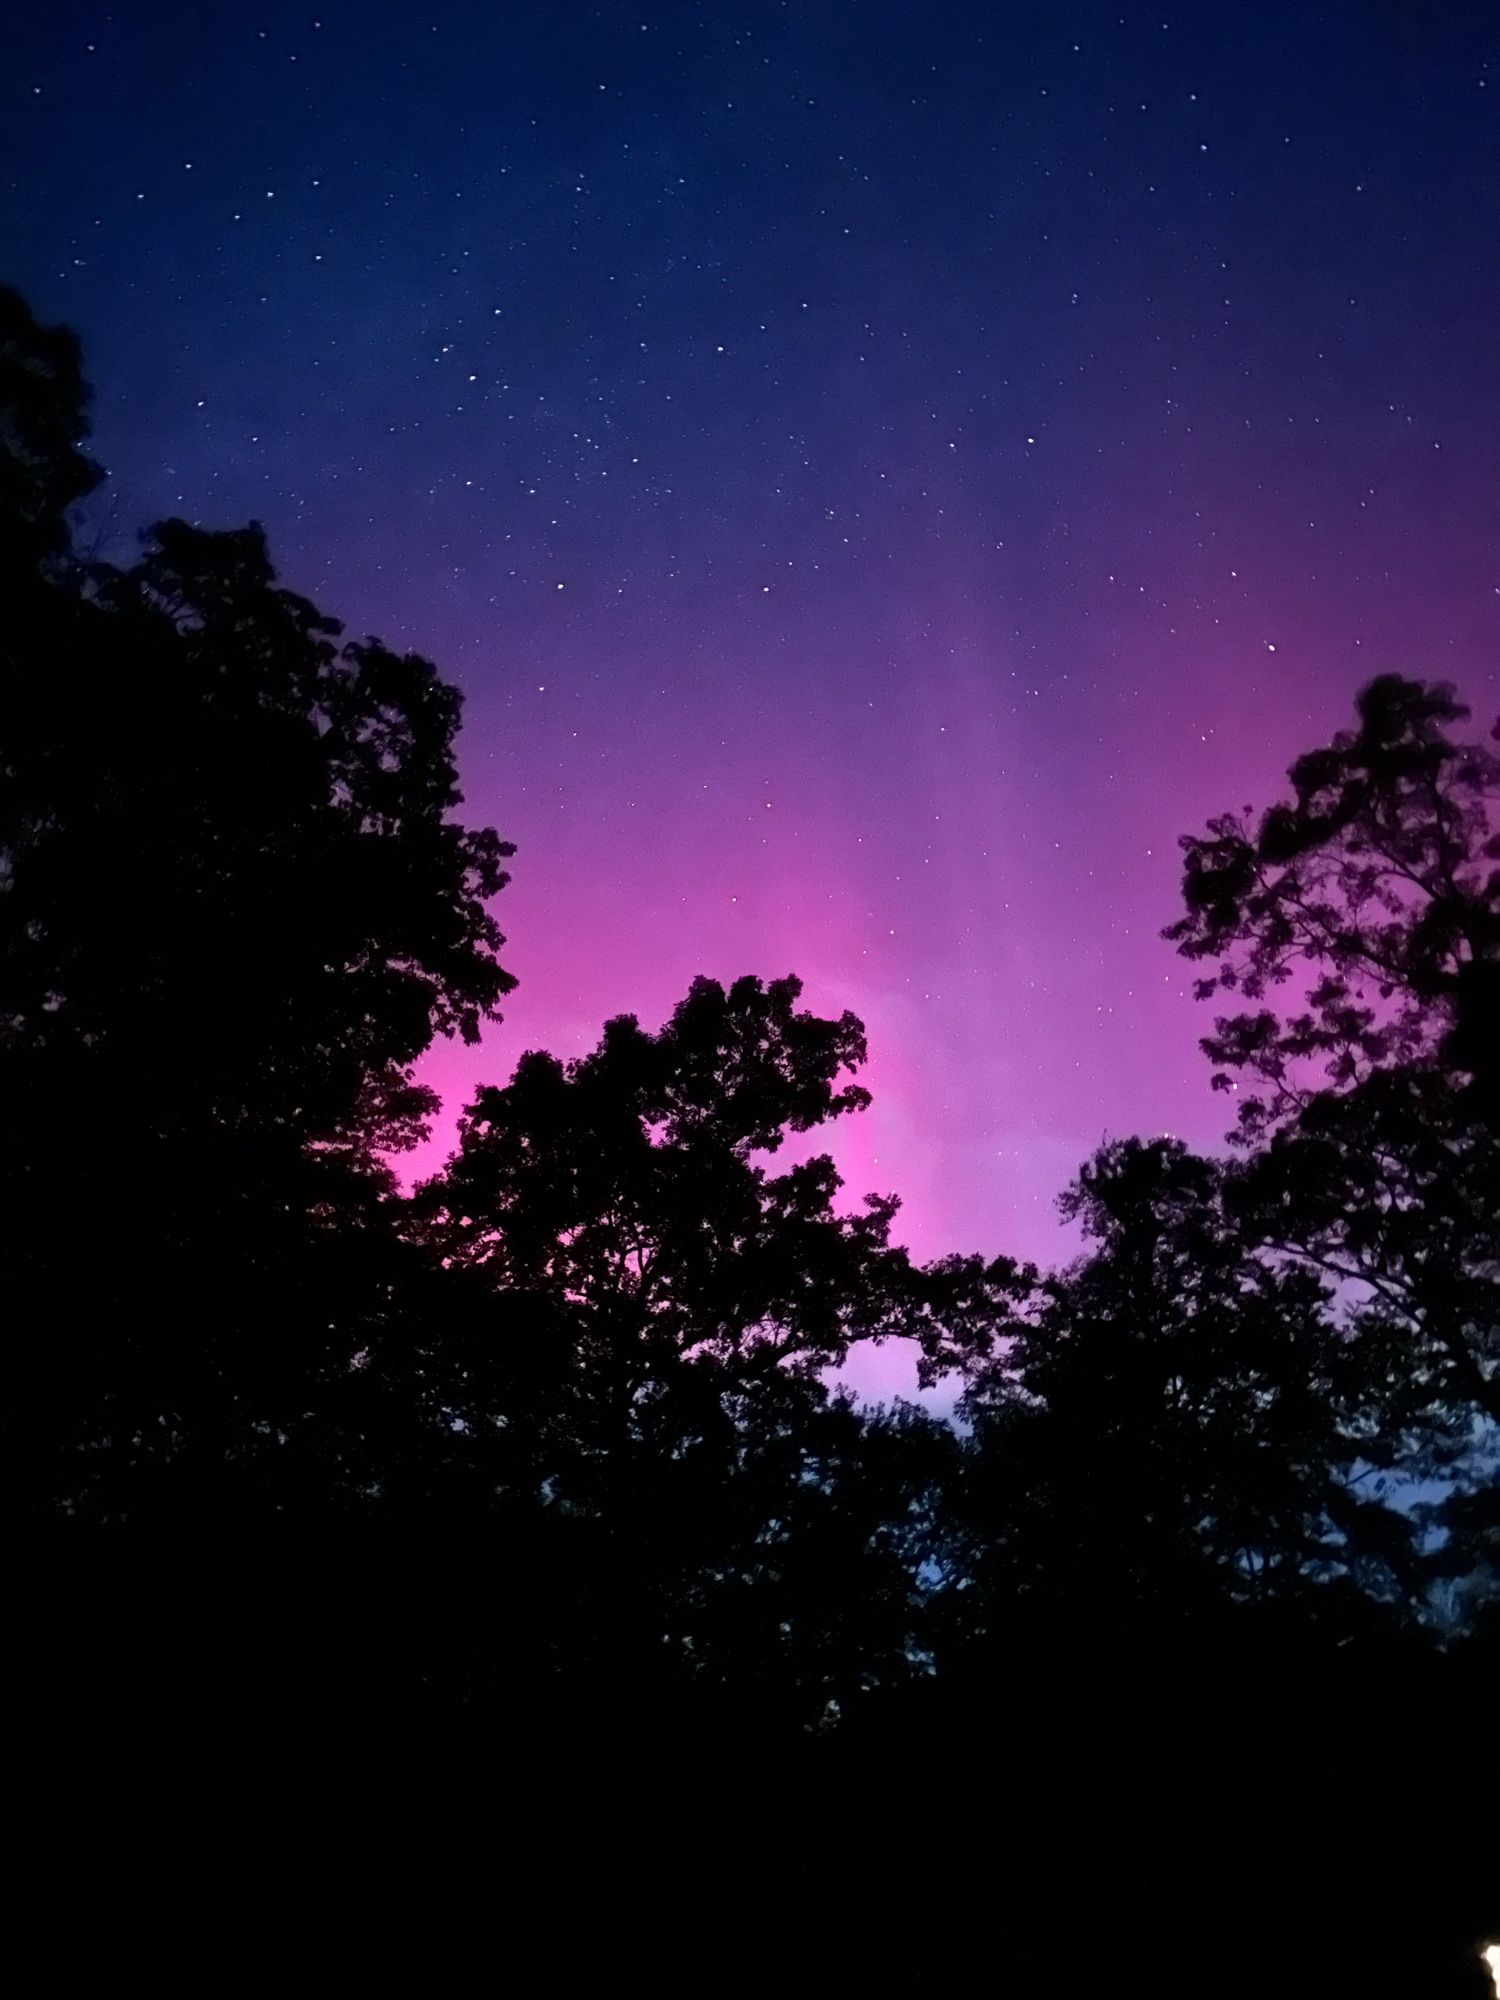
5,0 -> 1496,1357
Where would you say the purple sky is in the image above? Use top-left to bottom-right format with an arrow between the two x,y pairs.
3,3 -> 1497,1397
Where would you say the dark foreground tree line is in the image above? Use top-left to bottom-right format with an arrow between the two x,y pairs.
3,287 -> 1496,1992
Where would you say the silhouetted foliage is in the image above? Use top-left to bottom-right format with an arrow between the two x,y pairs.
1170,673 -> 1500,1602
947,1137 -> 1420,1639
409,974 -> 954,1722
1,291 -> 514,1524
1168,674 -> 1500,1127
3,290 -> 1494,1993
0,286 -> 102,574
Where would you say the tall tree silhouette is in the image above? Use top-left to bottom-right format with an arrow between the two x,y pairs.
414,973 -> 954,1725
0,289 -> 515,1526
938,1137 -> 1417,1661
1168,675 -> 1500,1607
1168,673 -> 1499,1131
0,286 -> 102,578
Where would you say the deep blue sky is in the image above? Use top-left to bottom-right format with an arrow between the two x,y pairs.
4,4 -> 1496,1376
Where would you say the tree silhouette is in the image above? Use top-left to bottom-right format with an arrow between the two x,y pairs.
3,287 -> 1495,1991
1168,672 -> 1500,1132
412,973 -> 953,1724
948,1136 -> 1419,1642
0,286 -> 102,577
1168,675 -> 1500,1606
1,290 -> 515,1528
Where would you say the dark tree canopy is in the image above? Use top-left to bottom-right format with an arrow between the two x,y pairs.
410,974 -> 952,1723
424,972 -> 900,1379
952,1137 -> 1418,1627
0,289 -> 516,1524
2,290 -> 1495,1995
0,286 -> 102,571
1167,672 -> 1500,1134
5,513 -> 516,1167
1169,676 -> 1500,1592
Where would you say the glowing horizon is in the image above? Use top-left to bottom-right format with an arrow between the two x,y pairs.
6,1 -> 1496,1314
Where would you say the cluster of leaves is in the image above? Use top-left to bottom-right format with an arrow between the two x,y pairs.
2,289 -> 1496,1989
1168,671 -> 1500,1133
1168,669 -> 1500,1603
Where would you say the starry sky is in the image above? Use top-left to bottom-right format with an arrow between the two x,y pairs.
4,3 -> 1497,1364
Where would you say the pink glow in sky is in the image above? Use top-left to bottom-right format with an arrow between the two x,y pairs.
7,3 -> 1497,1410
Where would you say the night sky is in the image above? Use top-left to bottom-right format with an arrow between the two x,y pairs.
4,3 -> 1497,1390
